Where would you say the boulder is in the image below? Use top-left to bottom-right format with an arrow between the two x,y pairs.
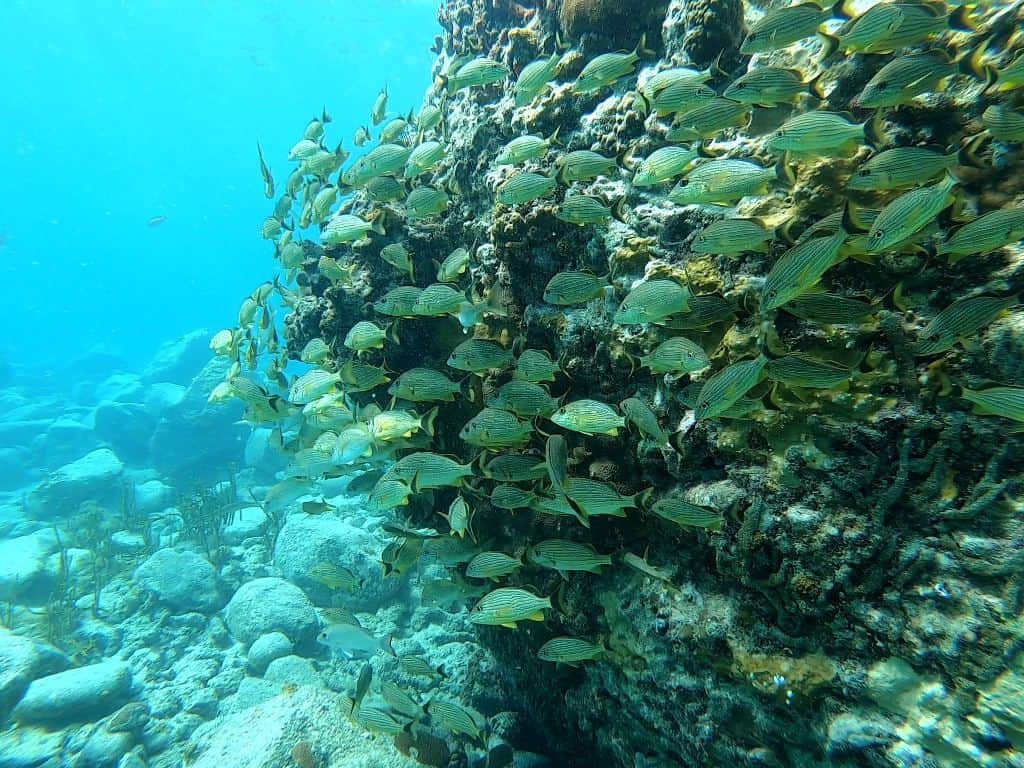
247,632 -> 293,675
143,329 -> 212,385
144,382 -> 185,414
149,357 -> 246,481
264,656 -> 319,687
27,449 -> 124,519
93,402 -> 155,465
0,528 -> 60,604
33,416 -> 101,469
94,373 -> 144,405
275,514 -> 402,611
0,445 -> 31,491
12,661 -> 133,728
133,549 -> 223,614
221,506 -> 268,546
133,480 -> 174,515
224,578 -> 318,646
188,687 -> 422,768
243,428 -> 287,476
0,629 -> 69,722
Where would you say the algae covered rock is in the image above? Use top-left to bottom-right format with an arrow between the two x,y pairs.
12,660 -> 133,728
223,577 -> 319,646
134,548 -> 224,614
26,448 -> 124,518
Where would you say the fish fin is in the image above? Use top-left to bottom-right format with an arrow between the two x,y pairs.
807,71 -> 828,101
818,32 -> 840,62
775,155 -> 797,187
500,622 -> 518,629
832,0 -> 854,20
636,33 -> 654,58
948,3 -> 978,32
611,197 -> 628,224
957,133 -> 988,169
863,111 -> 887,148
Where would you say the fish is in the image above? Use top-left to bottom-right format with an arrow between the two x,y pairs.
404,141 -> 446,179
288,138 -> 321,161
354,706 -> 408,735
385,452 -> 475,490
762,228 -> 847,311
692,218 -> 774,256
764,354 -> 852,389
451,56 -> 512,92
823,1 -> 974,56
435,247 -> 471,283
261,216 -> 283,240
423,536 -> 478,566
545,434 -> 570,491
369,408 -> 438,442
365,175 -> 407,203
380,116 -> 409,144
937,208 -> 1024,263
479,453 -> 548,482
555,150 -> 617,183
334,425 -> 376,466
317,623 -> 395,659
981,49 -> 1024,94
371,87 -> 389,125
636,336 -> 709,375
723,67 -> 824,105
534,494 -> 591,528
341,143 -> 412,187
515,52 -> 562,106
338,360 -> 390,392
421,576 -> 486,608
527,538 -> 612,575
494,133 -> 559,165
573,37 -> 647,94
486,380 -> 561,418
866,173 -> 958,253
856,50 -> 966,108
741,1 -> 845,54
354,125 -> 372,146
649,79 -> 717,116
490,483 -> 539,510
912,295 -> 1019,356
665,98 -> 752,141
379,243 -> 416,281
309,562 -> 364,592
412,283 -> 466,318
381,537 -> 425,578
390,368 -> 465,403
693,356 -> 768,420
537,636 -> 607,665
564,478 -> 637,518
343,321 -> 391,353
982,104 -> 1024,143
406,186 -> 450,219
469,587 -> 551,628
846,146 -> 965,192
426,699 -> 485,741
459,408 -> 533,449
380,681 -> 421,720
648,496 -> 725,531
641,66 -> 714,101
669,158 -> 794,206
622,550 -> 675,584
290,369 -> 341,404
614,279 -> 692,325
514,349 -> 561,382
374,286 -> 423,317
620,397 -> 669,444
550,399 -> 625,436
630,146 -> 702,187
960,386 -> 1024,428
321,213 -> 384,246
781,291 -> 875,324
767,111 -> 884,156
257,142 -> 274,198
148,214 -> 168,227
466,551 -> 523,580
447,339 -> 514,374
543,271 -> 609,305
441,495 -> 474,539
352,663 -> 373,714
398,655 -> 447,679
496,172 -> 557,205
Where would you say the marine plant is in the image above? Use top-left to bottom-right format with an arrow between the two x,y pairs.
172,473 -> 241,567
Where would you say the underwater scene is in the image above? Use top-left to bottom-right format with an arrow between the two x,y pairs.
2,0 -> 1024,766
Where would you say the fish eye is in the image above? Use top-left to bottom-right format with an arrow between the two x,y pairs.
699,399 -> 710,410
735,82 -> 746,89
775,129 -> 785,138
857,168 -> 871,177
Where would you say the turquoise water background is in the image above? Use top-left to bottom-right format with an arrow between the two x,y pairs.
0,0 -> 437,371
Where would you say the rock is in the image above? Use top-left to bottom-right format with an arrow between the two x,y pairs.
78,726 -> 135,768
0,446 -> 31,491
243,428 -> 287,476
93,402 -> 155,465
0,727 -> 66,767
221,506 -> 268,546
188,686 -> 422,768
247,632 -> 293,675
144,382 -> 186,414
133,549 -> 223,614
33,416 -> 101,469
143,328 -> 212,385
149,357 -> 246,481
109,532 -> 147,557
26,449 -> 124,519
94,373 -> 144,404
264,656 -> 320,687
224,577 -> 319,646
12,661 -> 133,728
0,529 -> 60,604
274,514 -> 402,611
133,480 -> 173,515
0,629 -> 69,722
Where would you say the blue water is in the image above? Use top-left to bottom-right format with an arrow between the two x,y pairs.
0,0 -> 437,371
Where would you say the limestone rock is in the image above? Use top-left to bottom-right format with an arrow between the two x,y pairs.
93,402 -> 155,466
12,661 -> 133,728
247,632 -> 293,675
134,549 -> 223,614
27,448 -> 124,519
224,577 -> 318,646
0,629 -> 69,722
143,328 -> 212,385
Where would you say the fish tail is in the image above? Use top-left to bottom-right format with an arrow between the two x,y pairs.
863,111 -> 887,148
956,133 -> 988,169
817,32 -> 840,63
948,3 -> 979,32
841,201 -> 870,234
611,197 -> 628,224
775,154 -> 797,187
422,406 -> 439,438
807,71 -> 828,101
831,0 -> 854,21
636,33 -> 655,58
